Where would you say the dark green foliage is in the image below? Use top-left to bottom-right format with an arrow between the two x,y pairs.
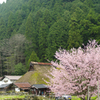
80,10 -> 100,44
15,10 -> 26,32
0,0 -> 100,75
38,22 -> 49,62
0,18 -> 7,40
12,62 -> 27,75
27,51 -> 40,69
46,18 -> 69,60
18,19 -> 26,34
7,12 -> 16,38
67,9 -> 83,49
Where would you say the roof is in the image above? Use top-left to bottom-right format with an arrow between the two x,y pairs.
38,62 -> 51,65
32,84 -> 49,89
17,63 -> 52,85
14,82 -> 31,90
0,83 -> 12,88
4,75 -> 22,80
0,77 -> 3,80
31,61 -> 52,66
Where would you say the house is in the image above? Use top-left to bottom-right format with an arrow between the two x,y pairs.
15,61 -> 52,94
0,75 -> 22,92
0,83 -> 13,91
1,75 -> 22,84
17,61 -> 52,85
0,77 -> 3,81
29,61 -> 52,71
0,76 -> 13,85
31,84 -> 50,95
14,82 -> 31,92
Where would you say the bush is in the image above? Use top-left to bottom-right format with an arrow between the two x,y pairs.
33,96 -> 39,100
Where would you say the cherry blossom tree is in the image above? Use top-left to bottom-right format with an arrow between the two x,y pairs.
48,40 -> 100,100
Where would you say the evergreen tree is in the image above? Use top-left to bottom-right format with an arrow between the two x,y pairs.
13,62 -> 27,75
68,10 -> 83,49
15,10 -> 24,32
0,0 -> 100,75
27,51 -> 40,69
80,10 -> 100,44
46,18 -> 68,61
0,18 -> 7,40
38,22 -> 49,62
25,12 -> 36,49
43,9 -> 54,28
7,12 -> 16,38
18,19 -> 26,34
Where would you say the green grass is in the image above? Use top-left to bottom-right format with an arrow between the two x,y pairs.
72,96 -> 81,100
0,95 -> 25,100
0,95 -> 97,100
30,95 -> 97,100
37,96 -> 97,100
71,96 -> 97,100
90,96 -> 97,100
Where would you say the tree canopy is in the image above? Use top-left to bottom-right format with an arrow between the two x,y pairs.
0,0 -> 100,75
47,40 -> 100,100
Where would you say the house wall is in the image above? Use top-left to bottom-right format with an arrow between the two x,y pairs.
0,88 -> 6,91
0,84 -> 13,92
2,78 -> 12,84
31,88 -> 49,95
0,78 -> 12,85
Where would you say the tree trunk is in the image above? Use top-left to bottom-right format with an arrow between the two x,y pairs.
97,81 -> 99,100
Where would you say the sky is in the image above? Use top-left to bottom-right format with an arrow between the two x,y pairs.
0,0 -> 6,4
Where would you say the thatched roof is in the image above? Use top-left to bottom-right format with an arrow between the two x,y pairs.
16,62 -> 52,85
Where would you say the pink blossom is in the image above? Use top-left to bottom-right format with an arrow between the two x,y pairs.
46,40 -> 100,100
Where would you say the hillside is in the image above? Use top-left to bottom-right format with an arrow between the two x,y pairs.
0,0 -> 100,76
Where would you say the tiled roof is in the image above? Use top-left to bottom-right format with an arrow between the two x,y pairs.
14,82 -> 31,90
32,84 -> 49,89
5,75 -> 22,80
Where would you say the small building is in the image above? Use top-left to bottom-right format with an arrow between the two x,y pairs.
14,82 -> 31,92
0,83 -> 13,91
0,77 -> 3,81
0,77 -> 13,85
31,84 -> 50,95
3,75 -> 22,83
17,61 -> 52,85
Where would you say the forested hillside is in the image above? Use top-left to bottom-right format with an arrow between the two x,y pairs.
0,0 -> 100,76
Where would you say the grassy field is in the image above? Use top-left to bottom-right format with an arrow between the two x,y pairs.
0,95 -> 98,100
71,96 -> 97,100
71,96 -> 81,100
0,95 -> 25,100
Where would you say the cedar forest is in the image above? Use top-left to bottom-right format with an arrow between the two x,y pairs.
0,0 -> 100,76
